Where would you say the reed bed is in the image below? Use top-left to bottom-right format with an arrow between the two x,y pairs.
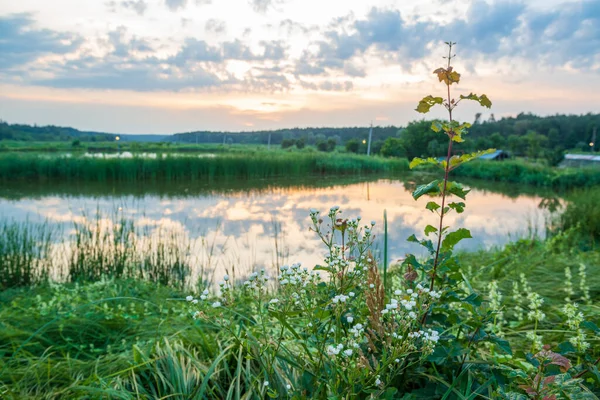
0,214 -> 212,290
454,159 -> 600,189
0,152 -> 410,182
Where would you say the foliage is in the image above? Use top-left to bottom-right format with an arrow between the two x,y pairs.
380,137 -> 407,158
345,138 -> 360,153
0,152 -> 410,183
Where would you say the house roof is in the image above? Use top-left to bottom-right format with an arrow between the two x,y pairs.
478,150 -> 507,160
564,154 -> 600,162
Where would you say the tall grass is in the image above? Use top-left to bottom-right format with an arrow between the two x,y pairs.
0,213 -> 197,289
0,221 -> 55,288
0,152 -> 410,182
453,159 -> 600,190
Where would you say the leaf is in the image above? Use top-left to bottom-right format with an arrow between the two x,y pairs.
416,95 -> 444,114
424,225 -> 438,236
488,335 -> 513,355
442,228 -> 472,251
449,149 -> 495,169
426,201 -> 440,212
409,157 -> 440,169
581,320 -> 600,333
431,121 -> 443,132
448,202 -> 465,213
433,67 -> 461,85
412,180 -> 440,200
459,93 -> 493,108
445,181 -> 470,200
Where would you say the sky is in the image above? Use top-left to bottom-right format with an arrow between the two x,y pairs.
0,0 -> 599,134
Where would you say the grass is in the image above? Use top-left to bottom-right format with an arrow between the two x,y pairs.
453,159 -> 600,190
0,238 -> 598,398
0,152 -> 410,182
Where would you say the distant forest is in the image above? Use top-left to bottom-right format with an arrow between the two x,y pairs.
1,112 -> 598,162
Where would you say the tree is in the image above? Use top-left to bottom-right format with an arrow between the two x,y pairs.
345,139 -> 360,153
397,120 -> 442,159
295,137 -> 306,149
380,137 -> 406,158
281,139 -> 295,149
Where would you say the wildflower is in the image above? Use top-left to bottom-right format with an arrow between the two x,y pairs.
395,358 -> 400,363
343,349 -> 353,356
192,299 -> 198,304
269,298 -> 279,304
346,316 -> 354,323
369,284 -> 375,289
185,295 -> 194,302
349,291 -> 355,297
211,301 -> 222,308
263,381 -> 269,387
223,274 -> 229,281
375,376 -> 382,385
394,289 -> 402,295
286,384 -> 291,390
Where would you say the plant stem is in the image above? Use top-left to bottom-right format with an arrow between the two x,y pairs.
430,43 -> 455,292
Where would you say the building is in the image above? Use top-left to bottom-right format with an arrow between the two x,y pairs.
559,154 -> 600,168
478,150 -> 510,161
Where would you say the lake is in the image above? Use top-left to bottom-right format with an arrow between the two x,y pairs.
0,176 -> 552,284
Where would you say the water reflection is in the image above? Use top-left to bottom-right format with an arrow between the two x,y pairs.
0,179 -> 550,281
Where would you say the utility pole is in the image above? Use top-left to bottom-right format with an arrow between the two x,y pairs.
367,122 -> 373,156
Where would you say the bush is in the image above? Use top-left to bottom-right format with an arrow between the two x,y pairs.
281,139 -> 295,149
345,138 -> 360,153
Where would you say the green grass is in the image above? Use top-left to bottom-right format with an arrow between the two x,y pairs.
0,152 -> 409,182
0,239 -> 598,398
453,160 -> 600,190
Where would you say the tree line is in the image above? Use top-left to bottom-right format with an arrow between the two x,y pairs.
2,113 -> 598,164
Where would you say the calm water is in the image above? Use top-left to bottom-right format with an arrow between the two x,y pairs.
0,177 -> 552,281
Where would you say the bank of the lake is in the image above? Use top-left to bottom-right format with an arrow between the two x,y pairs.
1,152 -> 600,190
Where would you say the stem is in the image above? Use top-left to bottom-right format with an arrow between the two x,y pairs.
429,44 -> 455,293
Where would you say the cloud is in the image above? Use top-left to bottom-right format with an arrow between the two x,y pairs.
121,0 -> 147,15
165,0 -> 186,11
294,0 -> 600,80
0,13 -> 82,68
205,19 -> 226,35
249,0 -> 286,13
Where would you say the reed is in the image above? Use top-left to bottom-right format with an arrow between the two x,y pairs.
0,152 -> 410,183
453,159 -> 600,189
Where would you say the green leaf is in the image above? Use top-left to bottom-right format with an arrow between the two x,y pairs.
409,157 -> 440,169
488,335 -> 512,355
431,121 -> 443,133
448,202 -> 465,213
448,149 -> 495,169
413,179 -> 440,200
459,93 -> 492,108
442,228 -> 472,251
415,95 -> 444,114
581,320 -> 600,333
426,201 -> 440,212
424,225 -> 438,236
445,181 -> 470,200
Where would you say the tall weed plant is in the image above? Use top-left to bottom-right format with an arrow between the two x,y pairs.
179,43 -> 599,398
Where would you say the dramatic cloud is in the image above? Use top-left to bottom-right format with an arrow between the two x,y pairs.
205,19 -> 226,35
0,14 -> 82,68
165,0 -> 186,11
1,0 -> 599,132
121,0 -> 147,15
